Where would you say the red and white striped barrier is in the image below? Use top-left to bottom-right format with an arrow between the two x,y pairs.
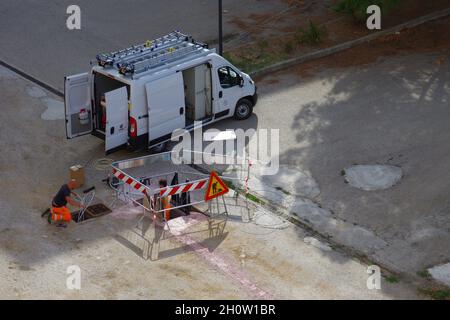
112,168 -> 149,195
159,179 -> 208,197
112,168 -> 208,197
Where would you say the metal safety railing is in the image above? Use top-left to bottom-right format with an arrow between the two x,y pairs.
109,150 -> 252,219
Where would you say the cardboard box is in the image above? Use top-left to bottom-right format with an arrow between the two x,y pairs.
69,165 -> 85,188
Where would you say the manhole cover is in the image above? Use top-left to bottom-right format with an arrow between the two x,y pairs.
86,203 -> 112,218
72,203 -> 112,222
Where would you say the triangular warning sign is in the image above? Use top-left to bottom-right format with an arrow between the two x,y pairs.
205,171 -> 229,201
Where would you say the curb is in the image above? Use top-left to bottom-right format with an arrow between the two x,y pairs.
250,8 -> 450,78
0,59 -> 64,98
2,8 -> 448,98
233,178 -> 449,293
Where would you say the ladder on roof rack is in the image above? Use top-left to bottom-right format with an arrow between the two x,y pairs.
96,31 -> 211,77
96,31 -> 186,68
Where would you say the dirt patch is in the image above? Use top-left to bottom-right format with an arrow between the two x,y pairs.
383,0 -> 450,28
226,0 -> 450,73
257,16 -> 450,81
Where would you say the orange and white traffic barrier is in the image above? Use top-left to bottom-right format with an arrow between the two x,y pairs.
158,179 -> 208,197
113,168 -> 149,195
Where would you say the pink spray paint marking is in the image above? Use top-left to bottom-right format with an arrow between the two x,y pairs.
110,204 -> 144,220
110,203 -> 273,299
167,214 -> 273,300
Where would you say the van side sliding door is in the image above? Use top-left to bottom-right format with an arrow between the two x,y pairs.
145,72 -> 185,143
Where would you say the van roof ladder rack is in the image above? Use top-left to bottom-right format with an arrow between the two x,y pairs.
95,31 -> 213,77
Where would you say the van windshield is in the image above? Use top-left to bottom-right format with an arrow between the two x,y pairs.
218,66 -> 240,88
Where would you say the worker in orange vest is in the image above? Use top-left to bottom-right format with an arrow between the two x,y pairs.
48,180 -> 84,227
158,179 -> 171,221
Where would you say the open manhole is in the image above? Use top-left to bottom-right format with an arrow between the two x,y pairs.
72,203 -> 112,223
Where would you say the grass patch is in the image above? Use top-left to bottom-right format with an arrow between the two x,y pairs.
224,20 -> 326,72
245,193 -> 265,205
430,290 -> 450,300
257,40 -> 269,50
333,0 -> 400,21
419,289 -> 450,300
223,51 -> 280,73
417,269 -> 432,279
284,40 -> 295,54
223,179 -> 265,205
384,275 -> 399,283
295,21 -> 326,45
223,179 -> 236,189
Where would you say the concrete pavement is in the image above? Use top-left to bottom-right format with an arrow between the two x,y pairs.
246,51 -> 450,281
0,64 -> 420,299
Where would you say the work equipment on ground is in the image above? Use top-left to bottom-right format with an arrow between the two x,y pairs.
109,150 -> 253,222
73,186 -> 96,223
108,150 -> 252,261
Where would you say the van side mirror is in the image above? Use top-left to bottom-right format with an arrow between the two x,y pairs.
239,76 -> 244,87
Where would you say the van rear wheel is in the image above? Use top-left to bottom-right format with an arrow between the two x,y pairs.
234,99 -> 253,120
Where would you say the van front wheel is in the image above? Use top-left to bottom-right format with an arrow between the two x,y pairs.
234,99 -> 253,120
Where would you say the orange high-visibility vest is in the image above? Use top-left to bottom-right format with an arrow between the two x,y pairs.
160,196 -> 171,221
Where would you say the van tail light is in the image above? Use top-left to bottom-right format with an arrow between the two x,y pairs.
129,116 -> 137,137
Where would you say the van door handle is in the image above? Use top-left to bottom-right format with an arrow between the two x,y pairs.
110,126 -> 114,135
179,107 -> 184,115
219,91 -> 223,98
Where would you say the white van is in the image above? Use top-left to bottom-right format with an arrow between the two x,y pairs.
64,31 -> 257,153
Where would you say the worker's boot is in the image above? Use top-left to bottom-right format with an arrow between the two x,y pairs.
56,223 -> 67,228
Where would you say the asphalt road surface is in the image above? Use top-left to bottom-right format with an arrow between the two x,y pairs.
0,0 -> 284,91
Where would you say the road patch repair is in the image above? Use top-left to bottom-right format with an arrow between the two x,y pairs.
25,84 -> 64,120
343,165 -> 403,191
428,263 -> 450,287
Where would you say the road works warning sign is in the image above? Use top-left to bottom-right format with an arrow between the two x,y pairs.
205,171 -> 229,201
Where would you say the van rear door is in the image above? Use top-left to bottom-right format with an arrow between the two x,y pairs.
64,73 -> 93,138
145,72 -> 185,143
105,87 -> 129,153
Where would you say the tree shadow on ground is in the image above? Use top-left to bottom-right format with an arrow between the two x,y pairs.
262,51 -> 450,291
